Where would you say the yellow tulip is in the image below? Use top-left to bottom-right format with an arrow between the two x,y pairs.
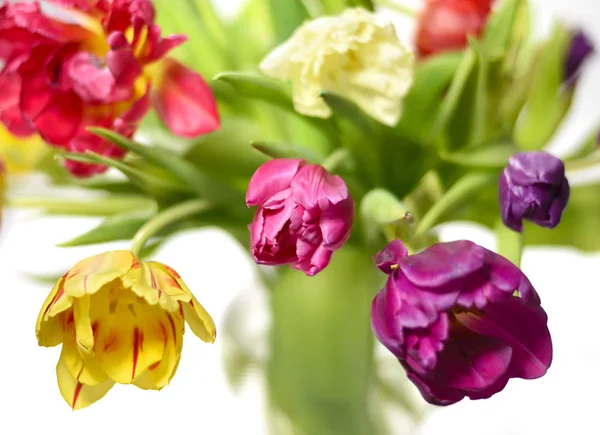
0,124 -> 48,174
36,251 -> 216,410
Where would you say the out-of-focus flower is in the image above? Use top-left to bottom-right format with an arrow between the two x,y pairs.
246,158 -> 354,276
564,30 -> 595,84
259,8 -> 414,126
371,239 -> 552,406
0,0 -> 220,177
0,124 -> 47,174
416,0 -> 493,58
0,158 -> 5,224
36,251 -> 216,410
499,151 -> 569,232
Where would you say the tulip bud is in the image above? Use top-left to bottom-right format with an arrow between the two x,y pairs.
416,0 -> 493,58
499,151 -> 570,232
371,239 -> 552,405
564,30 -> 595,84
246,158 -> 354,276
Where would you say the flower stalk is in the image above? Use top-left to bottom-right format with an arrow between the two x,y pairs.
130,199 -> 212,256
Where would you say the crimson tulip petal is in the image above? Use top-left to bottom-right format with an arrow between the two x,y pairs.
151,59 -> 219,138
246,158 -> 304,206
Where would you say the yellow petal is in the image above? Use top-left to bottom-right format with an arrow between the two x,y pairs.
36,274 -> 71,347
63,251 -> 135,298
61,327 -> 107,386
156,264 -> 216,342
181,297 -> 216,343
135,310 -> 184,390
122,260 -> 188,312
96,301 -> 166,384
73,295 -> 94,356
56,357 -> 114,410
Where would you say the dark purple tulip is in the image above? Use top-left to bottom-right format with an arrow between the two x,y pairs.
565,30 -> 594,84
371,239 -> 552,406
499,151 -> 570,232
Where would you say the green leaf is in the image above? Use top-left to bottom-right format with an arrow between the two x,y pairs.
523,183 -> 600,251
564,123 -> 600,161
152,0 -> 230,76
396,51 -> 463,143
414,172 -> 498,237
514,22 -> 572,150
320,92 -> 374,134
58,210 -> 155,247
440,140 -> 519,169
267,0 -> 310,42
7,196 -> 156,217
482,0 -> 524,57
214,71 -> 339,143
88,128 -> 246,210
251,141 -> 326,162
317,0 -> 373,14
360,188 -> 413,244
495,219 -> 523,266
429,48 -> 477,148
61,152 -> 192,198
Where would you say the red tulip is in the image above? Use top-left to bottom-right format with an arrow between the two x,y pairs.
0,1 -> 220,177
416,0 -> 493,58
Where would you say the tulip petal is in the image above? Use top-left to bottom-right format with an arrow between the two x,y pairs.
398,240 -> 485,289
64,250 -> 135,297
36,274 -> 71,347
57,357 -> 114,410
440,329 -> 513,392
73,295 -> 94,356
457,298 -> 552,379
61,327 -> 107,386
151,58 -> 219,137
161,267 -> 216,343
97,302 -> 166,384
246,158 -> 304,206
374,239 -> 409,273
138,310 -> 184,389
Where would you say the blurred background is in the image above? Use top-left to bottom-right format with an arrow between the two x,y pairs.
1,0 -> 599,434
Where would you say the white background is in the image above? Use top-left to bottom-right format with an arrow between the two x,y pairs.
1,0 -> 599,434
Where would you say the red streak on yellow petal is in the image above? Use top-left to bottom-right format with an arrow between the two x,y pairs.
131,327 -> 144,380
149,268 -> 162,298
166,314 -> 177,346
72,382 -> 83,410
131,258 -> 140,269
178,302 -> 184,317
164,265 -> 181,279
103,334 -> 117,353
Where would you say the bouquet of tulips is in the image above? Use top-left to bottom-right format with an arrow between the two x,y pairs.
0,0 -> 597,433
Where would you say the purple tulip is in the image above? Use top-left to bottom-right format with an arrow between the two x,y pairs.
246,158 -> 354,276
371,239 -> 552,406
565,30 -> 594,84
499,151 -> 570,232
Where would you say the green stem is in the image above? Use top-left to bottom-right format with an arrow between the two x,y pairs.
322,148 -> 352,173
495,219 -> 523,266
413,172 -> 497,237
6,196 -> 156,216
375,0 -> 419,17
565,152 -> 600,172
130,199 -> 212,256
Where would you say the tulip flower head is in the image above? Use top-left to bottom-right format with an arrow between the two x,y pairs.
246,158 -> 354,276
260,8 -> 414,126
416,0 -> 493,58
36,251 -> 216,410
0,0 -> 220,177
371,239 -> 552,405
499,151 -> 570,232
564,30 -> 595,85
